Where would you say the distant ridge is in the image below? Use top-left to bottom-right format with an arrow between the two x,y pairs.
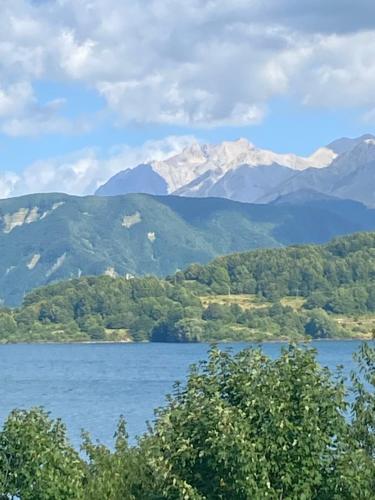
96,134 -> 375,207
0,192 -> 375,305
271,189 -> 340,205
96,164 -> 168,196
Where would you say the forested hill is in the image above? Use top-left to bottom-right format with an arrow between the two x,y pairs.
177,230 -> 375,302
1,232 -> 375,343
0,192 -> 375,305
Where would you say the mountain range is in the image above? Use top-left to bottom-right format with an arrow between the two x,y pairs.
96,134 -> 375,207
1,192 -> 375,305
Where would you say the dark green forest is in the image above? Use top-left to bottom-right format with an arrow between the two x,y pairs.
1,231 -> 375,343
0,344 -> 374,499
0,192 -> 375,306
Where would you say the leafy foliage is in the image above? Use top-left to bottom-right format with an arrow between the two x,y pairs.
0,344 -> 373,498
0,409 -> 84,499
140,345 -> 374,499
181,232 -> 375,300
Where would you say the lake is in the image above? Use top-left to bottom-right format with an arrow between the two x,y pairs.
0,340 -> 370,448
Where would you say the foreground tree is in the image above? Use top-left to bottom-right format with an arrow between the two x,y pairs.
0,408 -> 85,499
0,344 -> 373,499
141,345 -> 374,499
82,417 -> 154,500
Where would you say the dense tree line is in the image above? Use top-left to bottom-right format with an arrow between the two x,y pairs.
178,232 -> 375,300
0,344 -> 373,499
0,232 -> 374,343
305,283 -> 375,314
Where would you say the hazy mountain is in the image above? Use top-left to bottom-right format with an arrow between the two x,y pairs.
95,134 -> 375,207
270,189 -> 340,205
326,134 -> 375,155
0,192 -> 374,305
96,164 -> 168,196
96,138 -> 336,198
260,137 -> 375,207
175,164 -> 296,202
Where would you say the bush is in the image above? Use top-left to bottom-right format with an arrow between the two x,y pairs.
142,345 -> 369,499
0,345 -> 373,499
304,309 -> 341,338
0,409 -> 85,499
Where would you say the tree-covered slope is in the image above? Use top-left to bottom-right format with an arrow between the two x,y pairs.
1,192 -> 374,305
1,232 -> 375,343
178,230 -> 375,299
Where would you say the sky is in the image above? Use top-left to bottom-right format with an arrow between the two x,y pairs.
1,0 -> 375,197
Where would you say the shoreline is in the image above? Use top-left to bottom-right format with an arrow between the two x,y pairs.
0,337 -> 372,346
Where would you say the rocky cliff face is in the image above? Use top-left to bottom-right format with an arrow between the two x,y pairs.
96,135 -> 375,207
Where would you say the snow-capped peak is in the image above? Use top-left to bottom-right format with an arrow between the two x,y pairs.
96,133 -> 375,208
147,138 -> 337,192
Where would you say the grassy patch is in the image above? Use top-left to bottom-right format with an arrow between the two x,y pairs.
334,315 -> 375,339
200,294 -> 268,310
280,296 -> 305,310
104,328 -> 132,342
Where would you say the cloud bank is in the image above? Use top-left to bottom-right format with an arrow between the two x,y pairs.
1,1 -> 375,197
0,135 -> 196,198
0,0 -> 375,131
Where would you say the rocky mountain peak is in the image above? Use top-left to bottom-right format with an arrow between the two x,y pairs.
96,134 -> 375,207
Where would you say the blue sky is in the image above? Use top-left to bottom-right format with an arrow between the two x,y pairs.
0,0 -> 375,197
2,91 -> 373,173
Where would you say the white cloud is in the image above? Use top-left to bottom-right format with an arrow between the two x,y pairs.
0,135 -> 196,198
0,1 -> 375,129
0,172 -> 21,199
58,30 -> 98,80
0,82 -> 34,117
0,81 -> 93,136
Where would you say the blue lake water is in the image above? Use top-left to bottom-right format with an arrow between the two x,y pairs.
0,341 -> 370,448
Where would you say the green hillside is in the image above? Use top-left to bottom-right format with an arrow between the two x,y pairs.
0,192 -> 374,305
1,232 -> 375,343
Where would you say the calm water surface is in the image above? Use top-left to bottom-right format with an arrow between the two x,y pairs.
0,341 -> 369,447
